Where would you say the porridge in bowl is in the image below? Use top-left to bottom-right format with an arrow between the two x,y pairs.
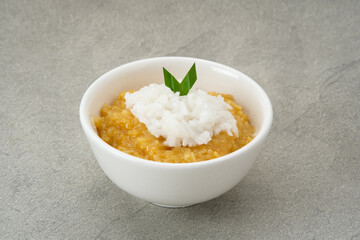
93,64 -> 254,163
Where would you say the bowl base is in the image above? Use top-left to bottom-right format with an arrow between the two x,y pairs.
152,202 -> 195,208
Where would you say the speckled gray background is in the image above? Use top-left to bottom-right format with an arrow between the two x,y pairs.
1,0 -> 360,239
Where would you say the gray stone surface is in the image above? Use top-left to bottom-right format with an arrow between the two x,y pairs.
1,0 -> 359,239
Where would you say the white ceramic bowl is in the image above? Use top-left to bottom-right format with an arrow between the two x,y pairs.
79,57 -> 272,207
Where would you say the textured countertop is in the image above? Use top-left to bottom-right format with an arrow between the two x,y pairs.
1,1 -> 359,239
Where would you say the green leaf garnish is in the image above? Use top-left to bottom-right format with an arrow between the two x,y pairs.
163,67 -> 181,93
163,63 -> 197,96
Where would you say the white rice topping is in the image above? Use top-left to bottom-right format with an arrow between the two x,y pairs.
125,84 -> 238,147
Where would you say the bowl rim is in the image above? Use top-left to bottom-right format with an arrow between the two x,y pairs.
79,56 -> 273,169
